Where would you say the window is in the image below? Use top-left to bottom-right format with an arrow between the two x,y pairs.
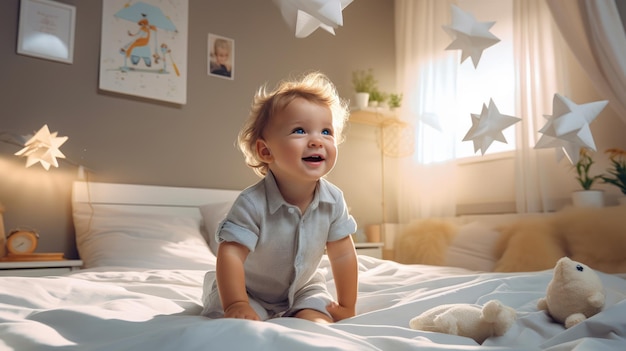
453,0 -> 515,159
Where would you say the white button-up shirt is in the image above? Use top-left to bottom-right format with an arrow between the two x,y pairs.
215,171 -> 357,310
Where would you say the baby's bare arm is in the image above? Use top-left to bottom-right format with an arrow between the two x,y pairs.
326,235 -> 358,321
216,242 -> 260,321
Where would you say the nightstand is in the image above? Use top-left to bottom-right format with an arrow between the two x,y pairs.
0,260 -> 83,277
354,242 -> 384,259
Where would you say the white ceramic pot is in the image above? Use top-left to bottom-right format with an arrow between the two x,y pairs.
354,92 -> 369,109
571,190 -> 604,208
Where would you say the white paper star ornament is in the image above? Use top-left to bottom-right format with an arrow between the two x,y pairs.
535,94 -> 607,164
534,131 -> 581,164
14,124 -> 68,170
442,5 -> 500,68
273,0 -> 353,38
295,10 -> 335,38
463,99 -> 521,155
420,113 -> 443,132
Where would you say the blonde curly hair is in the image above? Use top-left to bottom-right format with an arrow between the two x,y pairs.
237,72 -> 350,177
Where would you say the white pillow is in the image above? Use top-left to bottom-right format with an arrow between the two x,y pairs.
199,201 -> 234,255
445,221 -> 499,271
74,204 -> 215,269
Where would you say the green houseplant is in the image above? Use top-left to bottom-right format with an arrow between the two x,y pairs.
571,148 -> 604,208
368,89 -> 387,107
351,69 -> 377,109
574,148 -> 602,190
388,93 -> 403,109
351,69 -> 377,93
601,148 -> 626,196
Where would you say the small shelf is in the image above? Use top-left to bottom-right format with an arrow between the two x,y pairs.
354,242 -> 384,259
349,107 -> 395,126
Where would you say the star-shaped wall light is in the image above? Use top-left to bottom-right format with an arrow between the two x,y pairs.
273,0 -> 353,38
535,94 -> 608,164
14,124 -> 68,170
442,5 -> 500,68
463,99 -> 521,155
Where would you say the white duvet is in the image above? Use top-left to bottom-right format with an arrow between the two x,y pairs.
1,256 -> 625,351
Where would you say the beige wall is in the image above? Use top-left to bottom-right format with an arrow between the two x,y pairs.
1,0 -> 625,259
0,0 -> 396,258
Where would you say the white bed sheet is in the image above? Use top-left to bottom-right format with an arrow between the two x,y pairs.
1,256 -> 625,351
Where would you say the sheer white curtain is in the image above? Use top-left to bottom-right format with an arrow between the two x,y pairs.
394,0 -> 570,220
547,0 -> 626,124
512,0 -> 568,213
394,0 -> 458,222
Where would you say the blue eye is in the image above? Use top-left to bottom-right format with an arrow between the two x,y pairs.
576,264 -> 584,272
322,128 -> 332,136
292,128 -> 305,134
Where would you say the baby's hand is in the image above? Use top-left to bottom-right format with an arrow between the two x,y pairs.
326,301 -> 355,322
224,301 -> 260,321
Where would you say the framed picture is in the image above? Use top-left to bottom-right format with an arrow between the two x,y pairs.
99,0 -> 188,104
17,0 -> 76,64
208,33 -> 234,80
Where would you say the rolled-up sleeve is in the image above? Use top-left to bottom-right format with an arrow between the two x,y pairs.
326,186 -> 357,242
217,195 -> 261,252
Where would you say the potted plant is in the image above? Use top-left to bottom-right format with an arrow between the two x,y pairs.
388,93 -> 403,110
601,148 -> 626,205
352,69 -> 377,109
571,148 -> 604,208
368,89 -> 387,107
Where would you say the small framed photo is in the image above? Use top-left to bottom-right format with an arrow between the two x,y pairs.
208,33 -> 234,80
17,0 -> 76,64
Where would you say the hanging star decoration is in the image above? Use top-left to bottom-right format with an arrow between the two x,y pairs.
273,0 -> 353,38
14,124 -> 68,170
534,93 -> 608,164
442,4 -> 500,68
463,99 -> 521,155
420,113 -> 443,132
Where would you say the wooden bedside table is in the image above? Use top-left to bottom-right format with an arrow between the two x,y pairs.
354,242 -> 384,259
0,260 -> 83,277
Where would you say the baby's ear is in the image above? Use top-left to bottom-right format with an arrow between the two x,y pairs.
256,140 -> 273,162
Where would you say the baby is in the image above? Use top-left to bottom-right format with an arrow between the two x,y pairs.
201,72 -> 358,323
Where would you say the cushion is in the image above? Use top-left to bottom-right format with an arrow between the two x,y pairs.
493,206 -> 626,273
395,219 -> 458,265
445,221 -> 499,271
73,204 -> 215,270
199,201 -> 235,255
395,219 -> 499,271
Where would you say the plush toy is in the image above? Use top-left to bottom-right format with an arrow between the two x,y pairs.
409,299 -> 516,344
537,257 -> 605,328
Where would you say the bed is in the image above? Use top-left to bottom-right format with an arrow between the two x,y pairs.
1,181 -> 625,351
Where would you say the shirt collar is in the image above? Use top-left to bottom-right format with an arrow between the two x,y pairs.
264,171 -> 336,214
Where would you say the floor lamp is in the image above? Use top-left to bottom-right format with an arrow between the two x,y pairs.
349,108 -> 415,257
376,116 -> 415,260
378,117 -> 415,222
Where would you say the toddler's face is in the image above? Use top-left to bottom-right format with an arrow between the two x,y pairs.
215,47 -> 229,65
258,98 -> 337,183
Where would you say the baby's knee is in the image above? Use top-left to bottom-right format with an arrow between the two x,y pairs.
294,309 -> 333,323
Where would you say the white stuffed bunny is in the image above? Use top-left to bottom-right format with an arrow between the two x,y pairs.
409,299 -> 516,344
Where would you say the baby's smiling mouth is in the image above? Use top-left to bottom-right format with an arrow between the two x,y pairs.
302,155 -> 324,162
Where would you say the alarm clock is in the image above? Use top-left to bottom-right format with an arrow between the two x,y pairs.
6,229 -> 39,254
